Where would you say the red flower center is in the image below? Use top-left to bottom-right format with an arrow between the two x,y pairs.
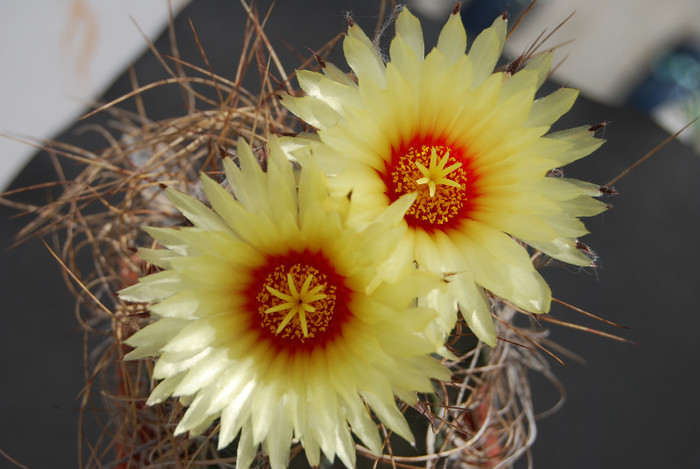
381,136 -> 476,232
245,249 -> 352,352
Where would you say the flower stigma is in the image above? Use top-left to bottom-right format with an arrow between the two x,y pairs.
265,273 -> 328,337
415,148 -> 463,198
256,261 -> 340,343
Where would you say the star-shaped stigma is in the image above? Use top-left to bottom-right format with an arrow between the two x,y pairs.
265,273 -> 328,337
414,148 -> 463,197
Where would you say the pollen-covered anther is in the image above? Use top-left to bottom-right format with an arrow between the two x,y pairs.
415,148 -> 463,198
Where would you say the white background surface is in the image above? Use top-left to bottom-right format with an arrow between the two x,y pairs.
0,0 -> 187,191
1,0 -> 698,191
503,0 -> 700,104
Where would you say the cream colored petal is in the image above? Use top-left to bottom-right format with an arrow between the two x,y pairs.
322,348 -> 381,456
390,35 -> 422,89
236,424 -> 258,469
265,407 -> 294,469
433,229 -> 468,272
224,140 -> 271,214
154,347 -> 212,380
322,61 -> 357,87
334,423 -> 357,469
481,261 -> 550,313
176,391 -> 217,435
449,72 -> 502,139
320,121 -> 388,170
373,311 -> 439,355
297,69 -> 357,114
251,383 -> 281,443
499,69 -> 538,105
466,221 -> 536,270
414,229 -> 445,272
160,317 -> 221,353
344,23 -> 386,88
356,75 -> 404,142
119,270 -> 182,302
202,163 -> 293,250
547,125 -> 605,165
340,394 -> 382,455
146,373 -> 185,405
477,188 -> 562,217
267,180 -> 298,227
383,358 -> 438,395
447,272 -> 496,346
136,247 -> 178,269
359,226 -> 411,287
362,390 -> 414,444
164,187 -> 231,234
370,191 -> 416,227
384,64 -> 419,138
204,363 -> 254,417
417,282 -> 459,334
468,16 -> 506,88
527,88 -> 579,128
306,360 -> 342,451
437,9 -> 467,63
300,432 -> 321,468
280,94 -> 338,129
201,171 -> 277,246
187,411 -> 220,438
124,319 -> 189,361
370,268 -> 439,310
486,85 -> 536,135
124,317 -> 186,349
565,178 -> 605,196
457,228 -> 551,312
373,227 -> 416,285
169,256 -> 233,285
170,231 -> 263,269
538,212 -> 590,239
395,6 -> 423,60
433,57 -> 475,135
141,226 -> 190,254
417,49 -> 463,133
521,52 -> 552,89
173,347 -> 231,396
528,238 -> 594,266
218,380 -> 256,449
474,208 -> 555,241
559,195 -> 608,217
296,153 -> 330,215
387,31 -> 423,89
150,290 -> 201,319
198,171 -> 238,223
520,176 -> 598,201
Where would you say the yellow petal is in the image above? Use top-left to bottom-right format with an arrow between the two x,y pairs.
448,272 -> 495,346
436,8 -> 467,63
297,69 -> 357,114
527,87 -> 579,128
344,23 -> 386,88
468,15 -> 506,88
395,6 -> 423,61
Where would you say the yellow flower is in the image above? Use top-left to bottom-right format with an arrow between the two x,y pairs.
282,8 -> 607,345
120,137 -> 450,469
